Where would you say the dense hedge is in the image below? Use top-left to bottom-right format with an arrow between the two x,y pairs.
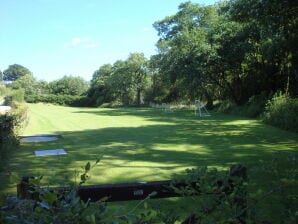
25,94 -> 92,107
0,90 -> 28,170
262,93 -> 298,133
1,88 -> 24,105
216,93 -> 268,118
216,92 -> 298,133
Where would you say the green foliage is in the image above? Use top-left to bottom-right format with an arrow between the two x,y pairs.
48,76 -> 89,96
142,0 -> 298,106
26,94 -> 91,107
226,0 -> 298,97
169,165 -> 248,223
1,160 -> 110,224
243,94 -> 268,118
262,93 -> 298,132
0,90 -> 28,171
3,89 -> 25,105
248,152 -> 297,223
9,73 -> 38,96
217,100 -> 237,114
1,155 -> 296,223
217,93 -> 268,118
152,2 -> 249,105
3,64 -> 32,82
89,54 -> 150,106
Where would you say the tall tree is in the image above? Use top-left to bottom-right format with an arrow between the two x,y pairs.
107,60 -> 134,105
227,0 -> 298,96
88,64 -> 113,105
153,2 -> 259,105
91,64 -> 113,83
126,53 -> 149,106
153,2 -> 223,105
3,64 -> 32,81
90,55 -> 150,106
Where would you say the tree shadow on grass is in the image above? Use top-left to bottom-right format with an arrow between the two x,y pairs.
7,108 -> 297,192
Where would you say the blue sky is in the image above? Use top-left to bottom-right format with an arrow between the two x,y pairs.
0,0 -> 218,82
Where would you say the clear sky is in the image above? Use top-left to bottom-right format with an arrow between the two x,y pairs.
0,0 -> 218,82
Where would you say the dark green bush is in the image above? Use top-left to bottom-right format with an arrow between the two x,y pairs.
262,93 -> 298,132
217,100 -> 237,114
26,94 -> 92,107
243,93 -> 268,117
217,93 -> 268,118
4,89 -> 24,106
0,101 -> 28,171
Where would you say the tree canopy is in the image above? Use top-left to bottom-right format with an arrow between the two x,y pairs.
148,0 -> 298,106
49,76 -> 89,96
88,53 -> 150,106
3,64 -> 32,81
10,73 -> 38,95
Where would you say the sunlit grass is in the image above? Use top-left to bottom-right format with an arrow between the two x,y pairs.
1,103 -> 297,212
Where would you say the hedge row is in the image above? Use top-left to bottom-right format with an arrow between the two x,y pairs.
25,94 -> 92,107
0,90 -> 28,170
262,93 -> 298,132
216,92 -> 298,133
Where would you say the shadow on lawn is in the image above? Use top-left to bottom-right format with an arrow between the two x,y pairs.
9,108 -> 297,189
73,107 -> 220,122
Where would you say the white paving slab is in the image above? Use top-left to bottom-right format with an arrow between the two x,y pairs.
20,134 -> 61,143
21,136 -> 59,142
35,149 -> 67,157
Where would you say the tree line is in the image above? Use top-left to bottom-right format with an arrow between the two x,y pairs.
1,0 -> 297,109
0,64 -> 88,97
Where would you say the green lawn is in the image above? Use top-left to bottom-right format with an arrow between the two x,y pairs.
1,103 -> 297,220
4,103 -> 298,186
0,104 -> 298,220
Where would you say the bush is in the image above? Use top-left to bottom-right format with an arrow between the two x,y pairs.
0,94 -> 28,171
217,93 -> 268,118
262,93 -> 298,132
217,100 -> 238,114
243,93 -> 268,117
25,94 -> 92,107
2,89 -> 25,106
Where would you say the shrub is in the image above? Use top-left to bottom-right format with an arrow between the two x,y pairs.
3,89 -> 24,106
217,100 -> 238,114
0,94 -> 28,171
243,93 -> 268,117
262,93 -> 298,132
216,93 -> 268,118
25,94 -> 92,107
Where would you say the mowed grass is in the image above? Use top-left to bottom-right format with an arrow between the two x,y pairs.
1,103 -> 297,202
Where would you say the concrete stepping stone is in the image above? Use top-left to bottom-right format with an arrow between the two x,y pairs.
35,149 -> 67,157
20,134 -> 61,143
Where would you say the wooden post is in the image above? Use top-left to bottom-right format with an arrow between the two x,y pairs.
17,179 -> 184,202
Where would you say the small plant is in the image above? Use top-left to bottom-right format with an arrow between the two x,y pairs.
1,159 -> 110,224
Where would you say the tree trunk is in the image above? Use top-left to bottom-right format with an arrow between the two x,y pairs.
137,88 -> 141,106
